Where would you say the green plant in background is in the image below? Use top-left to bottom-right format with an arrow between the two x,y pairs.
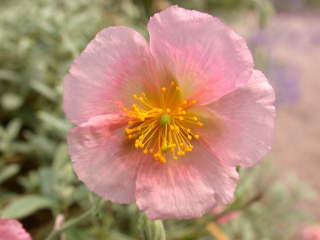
0,0 -> 316,239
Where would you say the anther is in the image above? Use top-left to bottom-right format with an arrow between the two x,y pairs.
197,122 -> 203,126
185,146 -> 193,152
177,151 -> 185,156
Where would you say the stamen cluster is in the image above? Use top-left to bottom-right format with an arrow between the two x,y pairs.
123,82 -> 203,163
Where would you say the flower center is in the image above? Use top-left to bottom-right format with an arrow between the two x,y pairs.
160,113 -> 171,126
123,82 -> 203,163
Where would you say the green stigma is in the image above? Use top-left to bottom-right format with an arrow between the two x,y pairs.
160,113 -> 171,126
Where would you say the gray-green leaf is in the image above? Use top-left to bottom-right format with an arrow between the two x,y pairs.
1,195 -> 54,219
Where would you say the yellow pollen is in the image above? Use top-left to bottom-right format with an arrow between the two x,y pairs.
123,83 -> 203,163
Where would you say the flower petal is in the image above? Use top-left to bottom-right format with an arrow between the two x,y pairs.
135,144 -> 238,219
147,5 -> 253,104
202,70 -> 275,167
64,26 -> 152,124
67,114 -> 142,203
0,219 -> 32,240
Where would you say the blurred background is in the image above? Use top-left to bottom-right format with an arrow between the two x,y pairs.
0,0 -> 319,239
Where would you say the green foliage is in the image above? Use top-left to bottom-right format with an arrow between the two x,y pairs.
0,163 -> 20,184
2,195 -> 55,219
224,164 -> 315,240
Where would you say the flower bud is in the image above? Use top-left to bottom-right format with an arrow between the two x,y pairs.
138,214 -> 166,240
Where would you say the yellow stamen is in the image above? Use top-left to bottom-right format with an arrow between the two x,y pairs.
123,83 -> 203,163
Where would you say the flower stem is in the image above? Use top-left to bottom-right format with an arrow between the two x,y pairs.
212,192 -> 263,221
45,198 -> 103,240
192,191 -> 263,237
45,207 -> 95,240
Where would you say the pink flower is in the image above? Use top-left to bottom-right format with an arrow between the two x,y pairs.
64,6 -> 275,219
301,225 -> 320,240
0,219 -> 32,240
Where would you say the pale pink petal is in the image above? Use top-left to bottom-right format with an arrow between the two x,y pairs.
135,144 -> 238,220
68,114 -> 143,203
147,5 -> 253,104
201,70 -> 275,167
301,225 -> 320,240
64,27 -> 153,125
0,219 -> 31,240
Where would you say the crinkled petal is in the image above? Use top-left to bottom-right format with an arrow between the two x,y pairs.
147,5 -> 253,104
68,114 -> 143,203
201,70 -> 275,167
0,219 -> 32,240
64,26 -> 153,124
135,144 -> 238,219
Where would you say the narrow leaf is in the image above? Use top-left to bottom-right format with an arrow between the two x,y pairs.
2,195 -> 54,219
